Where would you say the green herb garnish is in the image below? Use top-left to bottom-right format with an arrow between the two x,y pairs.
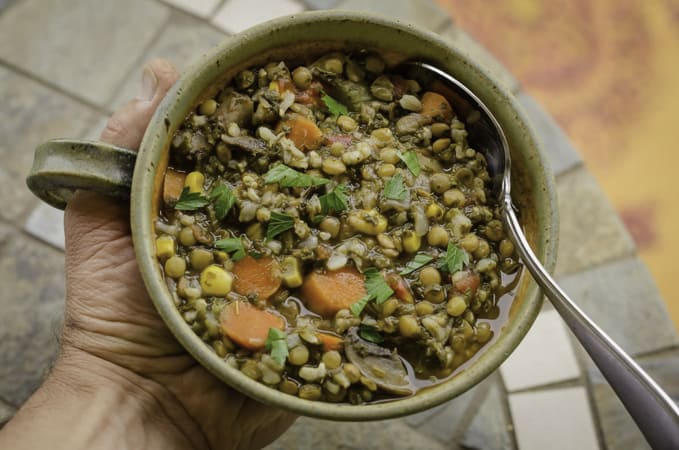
266,211 -> 295,240
350,297 -> 370,317
320,183 -> 349,214
321,90 -> 349,117
438,242 -> 470,273
264,164 -> 330,187
359,324 -> 384,344
311,215 -> 325,225
214,237 -> 246,261
265,328 -> 288,366
350,268 -> 394,316
210,184 -> 236,220
398,150 -> 421,176
175,187 -> 209,211
400,253 -> 434,275
383,174 -> 408,201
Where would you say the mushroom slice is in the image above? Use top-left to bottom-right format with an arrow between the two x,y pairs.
344,328 -> 413,396
215,91 -> 253,128
220,135 -> 267,154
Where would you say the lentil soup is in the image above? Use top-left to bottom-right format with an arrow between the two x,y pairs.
154,50 -> 522,404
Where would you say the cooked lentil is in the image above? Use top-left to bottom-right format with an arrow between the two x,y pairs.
155,51 -> 521,404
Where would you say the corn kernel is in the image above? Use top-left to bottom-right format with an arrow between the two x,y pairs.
399,315 -> 420,338
184,171 -> 204,193
347,209 -> 388,235
371,127 -> 393,145
280,256 -> 303,288
425,202 -> 444,221
214,251 -> 229,263
402,230 -> 421,253
200,265 -> 233,297
199,99 -> 218,116
155,235 -> 175,259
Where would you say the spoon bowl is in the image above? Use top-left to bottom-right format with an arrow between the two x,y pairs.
400,61 -> 679,449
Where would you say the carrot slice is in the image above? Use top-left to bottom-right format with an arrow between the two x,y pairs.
385,273 -> 414,303
318,332 -> 344,352
232,255 -> 281,301
277,115 -> 323,151
325,134 -> 353,147
219,301 -> 284,350
300,266 -> 367,318
452,269 -> 480,295
275,79 -> 321,106
276,78 -> 295,94
162,169 -> 186,204
420,91 -> 454,122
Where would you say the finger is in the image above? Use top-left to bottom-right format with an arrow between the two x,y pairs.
100,58 -> 179,149
65,59 -> 179,255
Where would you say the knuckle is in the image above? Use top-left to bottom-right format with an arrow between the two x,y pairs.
100,115 -> 127,142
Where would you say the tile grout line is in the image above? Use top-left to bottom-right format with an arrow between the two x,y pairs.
20,225 -> 66,254
581,359 -> 609,450
505,378 -> 583,395
497,372 -> 520,449
101,12 -> 176,107
0,59 -> 114,117
448,376 -> 495,443
634,343 -> 679,359
554,248 -> 661,289
0,0 -> 19,19
563,331 -> 609,450
155,0 -> 239,36
0,393 -> 17,410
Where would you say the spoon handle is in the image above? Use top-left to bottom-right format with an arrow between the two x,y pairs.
504,205 -> 679,449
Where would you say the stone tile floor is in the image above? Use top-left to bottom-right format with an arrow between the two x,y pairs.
0,0 -> 677,448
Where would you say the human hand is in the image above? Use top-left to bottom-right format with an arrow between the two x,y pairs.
0,59 -> 295,450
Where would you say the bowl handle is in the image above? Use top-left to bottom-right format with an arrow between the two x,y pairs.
26,139 -> 137,210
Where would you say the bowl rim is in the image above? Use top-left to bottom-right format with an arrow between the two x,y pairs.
130,10 -> 558,421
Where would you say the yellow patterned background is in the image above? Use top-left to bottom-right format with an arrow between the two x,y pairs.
437,0 -> 679,330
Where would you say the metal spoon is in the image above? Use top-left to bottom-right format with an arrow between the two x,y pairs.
400,61 -> 679,448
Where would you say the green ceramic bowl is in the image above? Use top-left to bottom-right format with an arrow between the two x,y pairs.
27,11 -> 558,420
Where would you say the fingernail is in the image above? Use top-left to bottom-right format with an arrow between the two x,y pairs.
139,67 -> 157,101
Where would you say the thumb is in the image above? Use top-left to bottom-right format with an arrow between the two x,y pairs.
64,59 -> 179,260
99,59 -> 180,149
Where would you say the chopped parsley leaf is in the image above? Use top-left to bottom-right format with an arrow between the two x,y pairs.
264,164 -> 329,187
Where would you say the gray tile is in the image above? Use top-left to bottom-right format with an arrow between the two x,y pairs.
500,309 -> 580,392
438,25 -> 521,94
404,401 -> 447,427
24,203 -> 65,250
212,0 -> 305,34
516,92 -> 582,176
509,387 -> 599,450
301,0 -> 340,9
110,11 -> 226,110
0,222 -> 12,243
555,167 -> 636,275
0,0 -> 13,14
0,67 -> 102,225
161,0 -> 221,17
0,397 -> 15,427
264,416 -> 446,450
411,376 -> 495,443
81,116 -> 110,142
0,0 -> 171,106
0,231 -> 65,406
558,257 -> 678,356
461,380 -> 515,450
588,348 -> 679,450
334,0 -> 451,33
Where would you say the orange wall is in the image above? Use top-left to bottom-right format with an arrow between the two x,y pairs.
437,0 -> 679,329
